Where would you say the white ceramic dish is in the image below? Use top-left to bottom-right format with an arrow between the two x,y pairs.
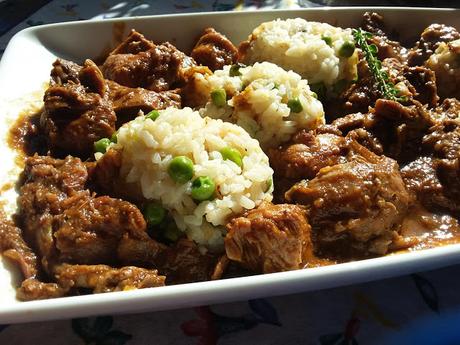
0,7 -> 459,324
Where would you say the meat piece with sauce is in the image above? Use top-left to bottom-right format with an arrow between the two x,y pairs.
408,23 -> 460,66
102,30 -> 195,91
330,99 -> 436,164
283,139 -> 410,258
106,80 -> 181,122
225,203 -> 317,273
14,155 -> 167,299
361,12 -> 406,61
41,60 -> 116,157
191,28 -> 238,71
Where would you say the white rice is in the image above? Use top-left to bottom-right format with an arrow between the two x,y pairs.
239,18 -> 358,87
190,61 -> 325,149
107,107 -> 273,250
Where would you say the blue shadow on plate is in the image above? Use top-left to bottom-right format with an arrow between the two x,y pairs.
381,310 -> 460,345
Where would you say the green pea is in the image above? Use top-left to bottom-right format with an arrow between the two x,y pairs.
168,156 -> 194,184
191,176 -> 215,201
321,35 -> 332,46
339,41 -> 355,58
211,89 -> 227,107
163,223 -> 181,242
110,131 -> 118,143
287,98 -> 303,113
143,203 -> 166,226
220,147 -> 242,167
145,110 -> 160,121
94,138 -> 111,153
229,63 -> 245,77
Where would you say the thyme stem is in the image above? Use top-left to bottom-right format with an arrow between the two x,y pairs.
352,28 -> 403,102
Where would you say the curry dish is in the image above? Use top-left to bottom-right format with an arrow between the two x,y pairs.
1,12 -> 459,300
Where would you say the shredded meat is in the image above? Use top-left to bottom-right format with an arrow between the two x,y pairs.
225,203 -> 318,273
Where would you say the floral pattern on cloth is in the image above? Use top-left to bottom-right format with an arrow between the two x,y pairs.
1,1 -> 460,344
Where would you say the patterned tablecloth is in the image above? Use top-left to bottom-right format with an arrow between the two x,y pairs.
1,1 -> 460,344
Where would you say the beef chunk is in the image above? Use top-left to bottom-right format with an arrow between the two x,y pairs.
403,65 -> 439,107
408,23 -> 460,66
269,131 -> 349,181
0,216 -> 38,279
423,118 -> 460,161
401,157 -> 459,214
106,80 -> 181,119
331,99 -> 435,163
286,145 -> 410,258
225,203 -> 316,273
50,59 -> 82,85
41,60 -> 116,157
18,155 -> 88,273
155,239 -> 219,284
191,28 -> 238,71
110,29 -> 155,55
17,278 -> 66,301
327,56 -> 438,119
54,194 -> 164,265
54,264 -> 165,293
361,12 -> 405,61
102,41 -> 195,92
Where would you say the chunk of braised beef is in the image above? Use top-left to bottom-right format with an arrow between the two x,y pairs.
361,12 -> 406,61
110,29 -> 155,55
102,42 -> 195,92
225,203 -> 318,273
408,23 -> 460,66
331,99 -> 435,163
326,57 -> 438,119
53,194 -> 163,265
286,147 -> 410,258
54,263 -> 165,293
13,155 -> 168,299
191,28 -> 238,71
41,60 -> 116,157
401,157 -> 459,215
106,80 -> 181,120
50,59 -> 82,86
155,239 -> 220,284
16,278 -> 67,301
269,131 -> 349,180
0,217 -> 38,279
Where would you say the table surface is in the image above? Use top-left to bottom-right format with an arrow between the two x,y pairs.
1,1 -> 460,344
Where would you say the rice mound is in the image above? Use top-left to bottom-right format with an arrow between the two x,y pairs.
191,61 -> 325,149
426,39 -> 460,99
109,107 -> 274,250
239,18 -> 358,87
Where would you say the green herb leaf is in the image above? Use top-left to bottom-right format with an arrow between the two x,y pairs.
352,28 -> 405,102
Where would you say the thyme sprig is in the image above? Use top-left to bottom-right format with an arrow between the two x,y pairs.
352,28 -> 404,102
